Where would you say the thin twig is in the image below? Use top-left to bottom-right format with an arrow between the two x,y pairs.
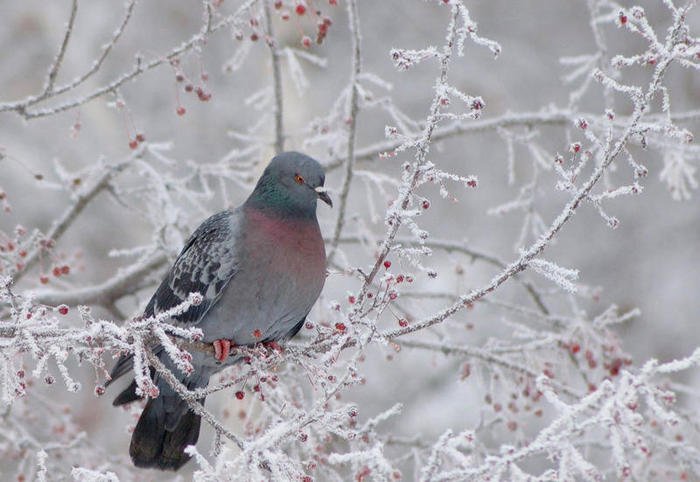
382,56 -> 676,341
327,0 -> 362,264
264,0 -> 285,154
398,338 -> 579,398
333,234 -> 550,314
33,252 -> 166,307
324,110 -> 572,171
323,108 -> 700,172
42,0 -> 79,97
16,153 -> 139,283
49,0 -> 137,98
351,7 -> 463,308
0,0 -> 257,119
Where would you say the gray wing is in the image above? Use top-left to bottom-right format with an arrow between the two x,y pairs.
144,210 -> 240,325
107,210 -> 240,388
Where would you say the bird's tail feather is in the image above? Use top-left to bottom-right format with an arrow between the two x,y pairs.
113,379 -> 141,406
129,394 -> 204,471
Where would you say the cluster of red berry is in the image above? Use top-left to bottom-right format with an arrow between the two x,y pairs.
172,58 -> 211,116
272,1 -> 336,48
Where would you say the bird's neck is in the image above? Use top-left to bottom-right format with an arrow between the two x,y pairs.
244,178 -> 317,220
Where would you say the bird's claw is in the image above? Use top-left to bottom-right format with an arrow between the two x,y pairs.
213,339 -> 235,363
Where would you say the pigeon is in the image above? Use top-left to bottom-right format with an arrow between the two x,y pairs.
106,152 -> 331,470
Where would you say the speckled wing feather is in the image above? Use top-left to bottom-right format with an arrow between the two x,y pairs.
144,210 -> 240,325
107,210 -> 240,385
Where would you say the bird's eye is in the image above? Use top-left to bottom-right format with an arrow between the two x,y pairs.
295,174 -> 305,184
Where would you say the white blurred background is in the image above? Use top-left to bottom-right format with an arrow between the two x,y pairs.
1,1 -> 699,479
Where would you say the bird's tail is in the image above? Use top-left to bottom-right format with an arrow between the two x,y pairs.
129,393 -> 204,470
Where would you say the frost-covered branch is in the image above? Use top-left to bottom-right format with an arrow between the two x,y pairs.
327,0 -> 362,264
1,0 -> 698,479
0,0 -> 257,119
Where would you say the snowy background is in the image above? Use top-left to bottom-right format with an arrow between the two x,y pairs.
1,0 -> 699,480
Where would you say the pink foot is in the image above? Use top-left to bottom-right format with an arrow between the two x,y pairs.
213,339 -> 235,363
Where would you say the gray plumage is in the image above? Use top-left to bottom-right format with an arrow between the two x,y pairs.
107,152 -> 331,470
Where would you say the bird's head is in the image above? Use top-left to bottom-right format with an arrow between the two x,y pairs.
247,152 -> 332,217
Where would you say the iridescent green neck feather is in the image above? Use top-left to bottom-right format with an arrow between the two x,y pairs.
244,174 -> 317,219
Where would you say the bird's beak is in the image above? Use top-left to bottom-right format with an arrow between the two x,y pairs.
315,186 -> 333,207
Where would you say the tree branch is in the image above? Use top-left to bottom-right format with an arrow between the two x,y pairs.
327,0 -> 362,264
264,0 -> 285,154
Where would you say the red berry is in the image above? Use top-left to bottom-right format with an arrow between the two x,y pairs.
619,12 -> 627,24
570,344 -> 581,354
95,386 -> 105,396
185,84 -> 194,92
128,140 -> 138,150
253,329 -> 262,339
60,265 -> 70,275
335,322 -> 346,332
235,391 -> 245,400
383,260 -> 391,269
329,0 -> 337,4
398,319 -> 408,327
176,106 -> 186,116
53,267 -> 61,277
296,3 -> 306,15
135,133 -> 145,143
175,74 -> 185,82
422,200 -> 430,210
274,1 -> 282,8
301,36 -> 312,48
196,88 -> 211,101
58,305 -> 68,315
40,276 -> 49,284
348,296 -> 355,304
396,275 -> 404,283
250,32 -> 259,41
609,358 -> 623,376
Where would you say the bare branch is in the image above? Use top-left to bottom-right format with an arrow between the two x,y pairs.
264,0 -> 285,154
42,0 -> 79,97
327,0 -> 362,264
